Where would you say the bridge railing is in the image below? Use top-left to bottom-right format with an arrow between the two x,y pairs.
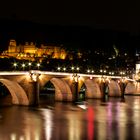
0,70 -> 135,82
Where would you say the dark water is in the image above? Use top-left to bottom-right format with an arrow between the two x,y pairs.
0,95 -> 140,140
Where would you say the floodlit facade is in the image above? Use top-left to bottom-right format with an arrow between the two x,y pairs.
1,39 -> 67,61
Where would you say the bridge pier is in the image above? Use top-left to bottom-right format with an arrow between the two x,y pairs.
28,71 -> 40,106
72,81 -> 79,102
28,81 -> 39,106
71,73 -> 80,102
120,82 -> 126,99
100,81 -> 109,102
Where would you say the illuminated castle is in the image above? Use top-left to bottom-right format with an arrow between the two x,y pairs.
2,39 -> 67,61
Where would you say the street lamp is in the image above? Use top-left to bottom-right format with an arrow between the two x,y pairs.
100,69 -> 103,73
109,71 -> 114,75
21,63 -> 25,71
63,67 -> 66,72
87,69 -> 90,73
57,67 -> 61,71
71,66 -> 80,73
76,67 -> 80,71
103,70 -> 106,75
28,62 -> 32,70
91,70 -> 94,73
13,62 -> 17,70
71,66 -> 74,71
37,63 -> 40,70
120,71 -> 125,77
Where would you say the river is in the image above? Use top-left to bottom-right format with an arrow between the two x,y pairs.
0,95 -> 140,140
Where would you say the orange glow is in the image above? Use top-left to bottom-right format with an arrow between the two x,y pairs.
2,39 -> 67,61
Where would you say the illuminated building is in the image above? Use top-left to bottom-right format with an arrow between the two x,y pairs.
1,39 -> 67,61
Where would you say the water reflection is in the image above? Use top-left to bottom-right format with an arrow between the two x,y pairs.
0,96 -> 140,140
40,109 -> 53,140
0,106 -> 45,140
87,106 -> 94,140
68,113 -> 83,140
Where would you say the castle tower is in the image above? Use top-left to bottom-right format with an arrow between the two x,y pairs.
8,39 -> 17,53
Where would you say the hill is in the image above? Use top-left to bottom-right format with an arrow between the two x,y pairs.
0,18 -> 139,54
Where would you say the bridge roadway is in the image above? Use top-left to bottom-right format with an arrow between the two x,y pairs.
0,70 -> 138,106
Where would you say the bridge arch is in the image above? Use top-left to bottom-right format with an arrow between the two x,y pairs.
108,80 -> 121,96
42,78 -> 73,101
0,79 -> 29,105
84,79 -> 102,98
125,82 -> 136,94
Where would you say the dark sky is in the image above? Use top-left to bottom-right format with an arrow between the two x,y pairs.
0,0 -> 140,33
0,0 -> 140,52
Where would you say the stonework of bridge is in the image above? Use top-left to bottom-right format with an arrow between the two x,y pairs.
0,71 -> 139,106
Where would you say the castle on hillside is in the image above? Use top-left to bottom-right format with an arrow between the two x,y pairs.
1,39 -> 67,61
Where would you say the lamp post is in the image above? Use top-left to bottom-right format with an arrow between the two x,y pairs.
57,67 -> 61,71
22,63 -> 25,71
13,62 -> 17,71
63,67 -> 66,72
37,63 -> 40,70
28,62 -> 32,70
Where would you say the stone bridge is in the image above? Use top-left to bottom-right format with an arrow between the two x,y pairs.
0,71 -> 139,106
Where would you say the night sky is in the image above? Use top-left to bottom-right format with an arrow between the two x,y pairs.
0,0 -> 140,51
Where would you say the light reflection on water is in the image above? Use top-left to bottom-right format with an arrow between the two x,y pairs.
40,109 -> 53,140
0,96 -> 140,140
